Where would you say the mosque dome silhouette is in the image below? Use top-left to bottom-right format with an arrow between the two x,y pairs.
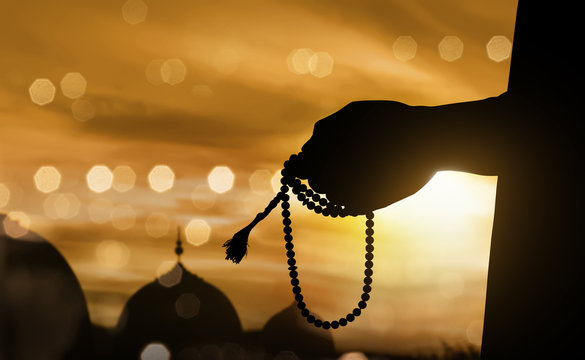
0,213 -> 92,360
113,229 -> 243,359
261,302 -> 335,357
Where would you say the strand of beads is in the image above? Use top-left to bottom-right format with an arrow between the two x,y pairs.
280,181 -> 375,329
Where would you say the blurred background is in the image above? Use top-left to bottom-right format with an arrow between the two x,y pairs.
0,0 -> 516,357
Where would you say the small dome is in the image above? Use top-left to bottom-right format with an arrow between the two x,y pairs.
261,302 -> 335,357
1,213 -> 92,360
113,262 -> 243,359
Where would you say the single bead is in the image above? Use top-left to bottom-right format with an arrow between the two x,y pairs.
364,276 -> 373,285
288,265 -> 298,271
365,252 -> 374,261
346,314 -> 355,322
280,185 -> 289,193
283,218 -> 291,226
365,236 -> 374,245
282,210 -> 291,218
307,315 -> 315,323
365,228 -> 374,236
339,318 -> 348,326
365,244 -> 374,253
358,301 -> 367,309
292,286 -> 301,294
329,207 -> 339,218
305,189 -> 314,197
322,321 -> 331,330
297,193 -> 306,201
294,293 -> 303,302
282,202 -> 290,210
283,226 -> 292,234
292,186 -> 300,195
331,321 -> 339,329
353,308 -> 361,316
286,250 -> 295,258
366,212 -> 374,220
365,260 -> 374,269
289,270 -> 298,279
364,268 -> 373,277
363,284 -> 372,293
285,242 -> 294,250
287,258 -> 296,266
299,184 -> 307,192
314,206 -> 322,214
322,208 -> 330,217
366,219 -> 374,228
297,301 -> 306,309
319,198 -> 328,206
291,278 -> 300,286
307,202 -> 315,210
284,234 -> 293,242
281,193 -> 290,202
314,320 -> 322,328
312,194 -> 320,202
361,293 -> 370,302
301,309 -> 309,317
292,178 -> 301,187
280,176 -> 287,185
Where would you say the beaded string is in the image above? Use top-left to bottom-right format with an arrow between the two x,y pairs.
279,172 -> 375,329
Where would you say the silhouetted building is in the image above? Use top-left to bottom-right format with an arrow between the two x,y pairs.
0,214 -> 93,360
112,230 -> 243,359
261,302 -> 335,358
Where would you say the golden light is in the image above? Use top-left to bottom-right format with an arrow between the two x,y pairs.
287,48 -> 314,74
33,165 -> 61,193
145,59 -> 165,85
161,58 -> 187,85
148,165 -> 175,193
87,165 -> 114,193
271,169 -> 282,193
249,169 -> 273,195
192,84 -> 214,98
466,319 -> 484,346
157,261 -> 183,287
207,166 -> 234,194
438,272 -> 465,299
71,99 -> 96,122
190,184 -> 217,210
112,165 -> 136,192
122,0 -> 148,25
185,219 -> 211,246
338,352 -> 368,360
2,211 -> 30,238
140,342 -> 170,360
393,36 -> 418,62
96,239 -> 130,268
111,204 -> 136,230
438,36 -> 464,62
175,293 -> 201,319
308,51 -> 334,78
0,183 -> 9,208
29,78 -> 56,106
60,72 -> 87,99
145,212 -> 171,238
486,35 -> 512,62
43,193 -> 81,220
88,197 -> 114,224
214,47 -> 241,75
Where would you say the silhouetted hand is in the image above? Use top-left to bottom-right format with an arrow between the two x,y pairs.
284,97 -> 506,215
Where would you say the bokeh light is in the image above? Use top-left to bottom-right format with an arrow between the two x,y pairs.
29,78 -> 56,106
43,193 -> 81,220
157,261 -> 183,287
161,58 -> 187,85
2,211 -> 30,238
338,352 -> 368,360
111,204 -> 136,230
393,36 -> 418,62
438,36 -> 464,62
308,51 -> 334,78
287,48 -> 314,74
88,197 -> 114,224
175,293 -> 201,319
145,212 -> 171,238
96,240 -> 130,268
148,165 -> 175,193
71,99 -> 96,122
112,165 -> 136,192
185,219 -> 211,246
140,342 -> 170,360
0,183 -> 9,208
145,59 -> 165,85
87,165 -> 114,193
33,166 -> 61,193
466,320 -> 484,346
190,184 -> 217,210
249,169 -> 273,195
207,166 -> 234,194
486,35 -> 512,62
60,72 -> 87,99
122,0 -> 148,25
271,169 -> 282,193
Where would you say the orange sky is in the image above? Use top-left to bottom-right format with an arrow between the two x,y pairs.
0,0 -> 516,355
